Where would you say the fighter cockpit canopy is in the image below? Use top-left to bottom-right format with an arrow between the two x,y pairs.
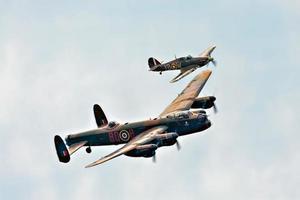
186,55 -> 192,59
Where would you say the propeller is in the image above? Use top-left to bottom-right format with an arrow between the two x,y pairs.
152,140 -> 181,163
208,57 -> 217,67
176,140 -> 181,151
211,59 -> 217,67
213,102 -> 218,114
152,154 -> 156,163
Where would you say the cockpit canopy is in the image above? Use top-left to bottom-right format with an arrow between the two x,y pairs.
186,55 -> 192,59
107,121 -> 119,128
166,111 -> 191,119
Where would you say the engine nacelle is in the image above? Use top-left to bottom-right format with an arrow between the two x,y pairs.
125,144 -> 158,158
191,96 -> 216,109
156,132 -> 179,147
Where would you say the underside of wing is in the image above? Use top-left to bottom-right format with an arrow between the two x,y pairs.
85,142 -> 137,168
85,126 -> 168,168
170,68 -> 196,83
160,69 -> 212,117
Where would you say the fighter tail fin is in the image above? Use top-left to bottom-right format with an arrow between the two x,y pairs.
148,57 -> 161,68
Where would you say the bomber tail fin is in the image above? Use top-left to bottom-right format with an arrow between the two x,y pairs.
148,57 -> 161,69
54,135 -> 70,163
93,104 -> 108,128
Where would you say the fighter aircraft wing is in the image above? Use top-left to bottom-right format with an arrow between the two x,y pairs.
85,126 -> 168,168
200,45 -> 216,57
160,69 -> 212,117
169,68 -> 197,83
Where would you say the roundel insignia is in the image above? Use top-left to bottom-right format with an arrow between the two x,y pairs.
119,130 -> 130,142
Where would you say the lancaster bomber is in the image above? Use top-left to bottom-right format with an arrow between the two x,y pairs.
148,46 -> 216,83
54,69 -> 216,168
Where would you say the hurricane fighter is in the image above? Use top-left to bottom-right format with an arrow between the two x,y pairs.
148,46 -> 216,83
54,69 -> 216,168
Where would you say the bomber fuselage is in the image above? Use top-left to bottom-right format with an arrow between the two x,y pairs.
65,112 -> 211,147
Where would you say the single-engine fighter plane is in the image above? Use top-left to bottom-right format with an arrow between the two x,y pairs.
54,69 -> 216,168
148,46 -> 216,83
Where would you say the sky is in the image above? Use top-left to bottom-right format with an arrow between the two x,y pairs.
0,0 -> 299,199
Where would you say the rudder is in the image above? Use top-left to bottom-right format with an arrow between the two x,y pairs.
148,57 -> 161,68
93,104 -> 108,128
54,135 -> 70,163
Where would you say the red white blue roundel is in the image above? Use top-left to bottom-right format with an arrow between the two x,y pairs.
119,130 -> 130,142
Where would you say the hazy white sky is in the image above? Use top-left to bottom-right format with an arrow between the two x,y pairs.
1,1 -> 299,200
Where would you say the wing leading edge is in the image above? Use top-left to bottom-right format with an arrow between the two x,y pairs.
85,126 -> 168,168
160,69 -> 212,117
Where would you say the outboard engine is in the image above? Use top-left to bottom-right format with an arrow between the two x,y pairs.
125,144 -> 158,157
156,132 -> 179,147
191,96 -> 216,109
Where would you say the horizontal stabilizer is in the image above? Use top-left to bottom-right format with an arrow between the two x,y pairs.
68,141 -> 88,155
54,135 -> 70,163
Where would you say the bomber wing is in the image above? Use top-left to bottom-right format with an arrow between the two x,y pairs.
160,69 -> 212,117
170,68 -> 197,83
85,126 -> 168,168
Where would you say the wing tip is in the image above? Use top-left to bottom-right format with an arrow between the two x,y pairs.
169,79 -> 177,83
85,162 -> 97,168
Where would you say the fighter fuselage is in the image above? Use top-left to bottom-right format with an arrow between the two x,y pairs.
151,56 -> 210,72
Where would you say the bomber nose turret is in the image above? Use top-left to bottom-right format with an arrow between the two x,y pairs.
205,119 -> 212,128
211,96 -> 216,102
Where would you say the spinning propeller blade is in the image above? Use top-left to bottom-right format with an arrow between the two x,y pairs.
152,154 -> 156,163
213,103 -> 218,114
212,59 -> 217,67
176,140 -> 181,151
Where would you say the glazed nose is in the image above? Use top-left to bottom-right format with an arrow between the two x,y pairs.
205,119 -> 212,128
210,96 -> 216,102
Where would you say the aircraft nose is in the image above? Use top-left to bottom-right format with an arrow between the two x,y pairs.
205,119 -> 212,128
211,96 -> 216,102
